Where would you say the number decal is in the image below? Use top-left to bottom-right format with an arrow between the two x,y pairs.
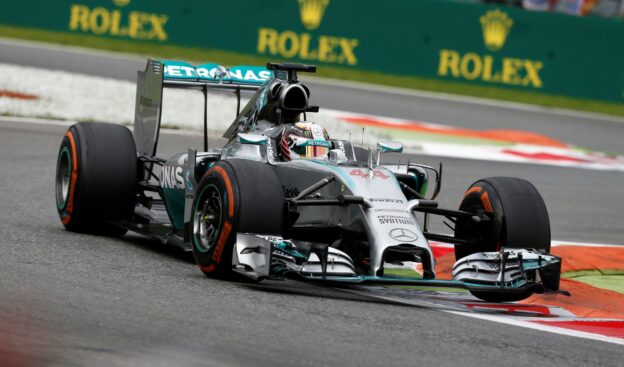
349,169 -> 389,179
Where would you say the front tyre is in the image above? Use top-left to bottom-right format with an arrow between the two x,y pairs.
454,177 -> 550,302
191,159 -> 284,278
55,122 -> 137,235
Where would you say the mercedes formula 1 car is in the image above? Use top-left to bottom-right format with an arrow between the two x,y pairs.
55,59 -> 565,302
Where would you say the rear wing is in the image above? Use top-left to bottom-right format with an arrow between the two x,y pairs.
133,59 -> 273,156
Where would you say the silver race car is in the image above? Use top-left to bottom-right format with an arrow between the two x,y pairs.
55,60 -> 565,302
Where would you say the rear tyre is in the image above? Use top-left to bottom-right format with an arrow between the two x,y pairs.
454,177 -> 550,302
191,159 -> 284,278
55,122 -> 137,236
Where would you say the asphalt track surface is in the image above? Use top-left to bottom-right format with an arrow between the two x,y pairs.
1,40 -> 624,366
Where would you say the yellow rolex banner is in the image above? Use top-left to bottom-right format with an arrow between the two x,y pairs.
0,0 -> 622,102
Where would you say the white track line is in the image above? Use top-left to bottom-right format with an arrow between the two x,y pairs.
447,311 -> 624,346
552,240 -> 624,248
428,239 -> 623,249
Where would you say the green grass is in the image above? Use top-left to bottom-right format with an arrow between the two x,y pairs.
383,267 -> 423,278
563,269 -> 624,294
385,285 -> 469,293
2,24 -> 624,117
382,267 -> 468,292
375,128 -> 514,146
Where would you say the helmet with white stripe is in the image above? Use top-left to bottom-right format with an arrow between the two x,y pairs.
280,122 -> 331,161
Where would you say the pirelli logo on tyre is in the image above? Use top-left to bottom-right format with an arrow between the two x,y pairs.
437,9 -> 544,89
257,0 -> 360,66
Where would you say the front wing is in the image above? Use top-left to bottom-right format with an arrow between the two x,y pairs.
231,234 -> 565,298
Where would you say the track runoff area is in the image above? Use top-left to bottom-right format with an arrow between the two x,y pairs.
0,47 -> 623,346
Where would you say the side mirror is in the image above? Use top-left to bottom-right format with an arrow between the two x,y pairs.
377,141 -> 403,153
376,141 -> 403,165
238,133 -> 268,145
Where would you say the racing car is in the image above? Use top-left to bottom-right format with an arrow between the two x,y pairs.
55,60 -> 565,302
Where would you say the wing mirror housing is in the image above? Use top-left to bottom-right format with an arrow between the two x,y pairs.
238,133 -> 268,145
376,141 -> 403,165
377,141 -> 403,153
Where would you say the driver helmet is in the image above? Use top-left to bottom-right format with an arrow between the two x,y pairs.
280,122 -> 332,161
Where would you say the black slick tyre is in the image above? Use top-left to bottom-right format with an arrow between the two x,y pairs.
454,177 -> 550,302
191,159 -> 284,278
55,122 -> 137,236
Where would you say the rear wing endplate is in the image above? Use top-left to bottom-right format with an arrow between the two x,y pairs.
133,59 -> 272,157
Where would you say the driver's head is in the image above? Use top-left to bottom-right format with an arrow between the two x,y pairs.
280,122 -> 331,161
